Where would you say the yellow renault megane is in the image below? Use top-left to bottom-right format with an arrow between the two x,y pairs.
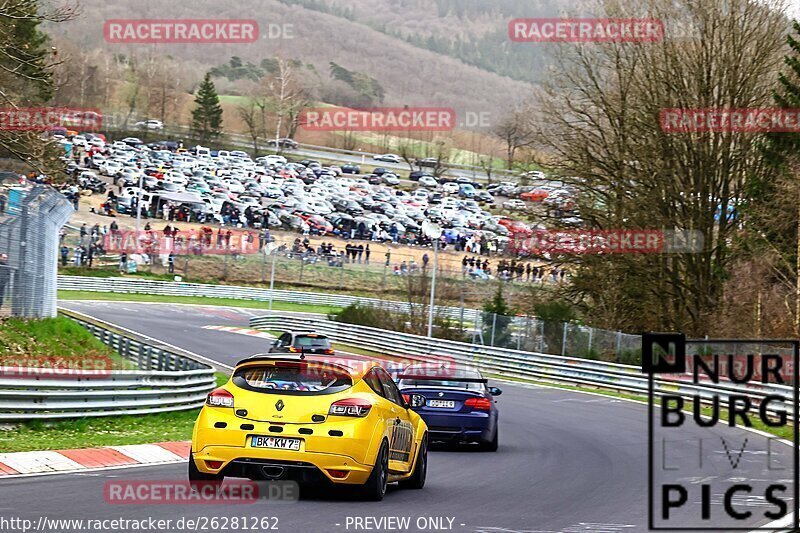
190,353 -> 429,500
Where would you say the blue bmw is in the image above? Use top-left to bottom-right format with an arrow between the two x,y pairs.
397,365 -> 501,451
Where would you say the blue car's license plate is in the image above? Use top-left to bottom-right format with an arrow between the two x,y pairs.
427,400 -> 455,408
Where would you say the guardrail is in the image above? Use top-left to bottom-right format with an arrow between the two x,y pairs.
0,309 -> 216,421
57,275 -> 482,322
249,313 -> 795,416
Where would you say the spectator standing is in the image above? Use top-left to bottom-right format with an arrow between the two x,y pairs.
356,244 -> 364,263
365,244 -> 371,264
60,245 -> 69,266
168,252 -> 175,274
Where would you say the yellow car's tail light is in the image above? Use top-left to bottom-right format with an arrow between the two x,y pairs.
327,469 -> 348,479
206,387 -> 234,408
329,398 -> 372,417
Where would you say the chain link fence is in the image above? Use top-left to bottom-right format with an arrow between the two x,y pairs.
0,172 -> 73,318
473,313 -> 642,364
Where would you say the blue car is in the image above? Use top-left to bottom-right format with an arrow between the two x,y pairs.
397,365 -> 501,451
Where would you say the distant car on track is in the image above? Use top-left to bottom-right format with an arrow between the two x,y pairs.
268,331 -> 335,355
374,154 -> 402,163
397,365 -> 501,451
190,354 -> 429,500
134,119 -> 164,130
267,138 -> 299,149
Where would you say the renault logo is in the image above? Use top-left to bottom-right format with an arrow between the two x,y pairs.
275,399 -> 285,411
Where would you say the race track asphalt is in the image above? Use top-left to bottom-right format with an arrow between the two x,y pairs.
0,301 -> 792,532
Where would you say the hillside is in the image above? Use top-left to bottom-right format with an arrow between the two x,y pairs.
44,0 -> 551,118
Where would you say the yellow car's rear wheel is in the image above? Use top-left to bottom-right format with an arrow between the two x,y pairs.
188,453 -> 224,491
362,441 -> 389,501
399,435 -> 427,490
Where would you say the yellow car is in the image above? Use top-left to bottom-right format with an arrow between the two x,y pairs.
190,353 -> 429,500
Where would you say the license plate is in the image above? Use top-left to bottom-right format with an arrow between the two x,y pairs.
251,436 -> 301,450
427,400 -> 455,408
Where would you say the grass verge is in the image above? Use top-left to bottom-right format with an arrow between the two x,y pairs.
57,290 -> 342,315
0,316 -> 131,369
0,372 -> 230,453
0,410 -> 200,453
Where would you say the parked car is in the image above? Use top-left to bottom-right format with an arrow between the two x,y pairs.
503,199 -> 527,211
341,164 -> 361,174
418,175 -> 438,188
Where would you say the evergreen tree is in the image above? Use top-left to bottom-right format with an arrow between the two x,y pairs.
0,0 -> 53,102
745,21 -> 800,268
482,285 -> 514,348
191,73 -> 223,142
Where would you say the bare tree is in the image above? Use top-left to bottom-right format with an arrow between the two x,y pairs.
238,96 -> 265,154
262,58 -> 309,153
493,103 -> 536,170
535,0 -> 786,335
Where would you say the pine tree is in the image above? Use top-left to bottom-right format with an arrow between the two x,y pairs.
191,73 -> 223,142
743,20 -> 800,332
0,0 -> 53,102
482,285 -> 515,348
746,21 -> 800,270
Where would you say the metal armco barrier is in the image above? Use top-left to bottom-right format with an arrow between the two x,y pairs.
0,310 -> 216,421
249,313 -> 795,417
58,275 -> 482,322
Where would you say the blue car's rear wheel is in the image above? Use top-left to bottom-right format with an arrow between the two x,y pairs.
480,428 -> 498,452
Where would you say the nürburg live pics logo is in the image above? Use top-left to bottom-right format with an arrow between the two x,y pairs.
644,332 -> 799,530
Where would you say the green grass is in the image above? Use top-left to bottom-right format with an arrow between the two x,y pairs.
0,410 -> 201,452
0,317 -> 131,369
0,374 -> 233,453
58,290 -> 342,315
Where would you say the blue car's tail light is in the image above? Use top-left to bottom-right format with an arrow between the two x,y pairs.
465,397 -> 492,411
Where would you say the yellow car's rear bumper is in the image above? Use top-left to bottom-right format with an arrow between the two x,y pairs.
193,445 -> 373,485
